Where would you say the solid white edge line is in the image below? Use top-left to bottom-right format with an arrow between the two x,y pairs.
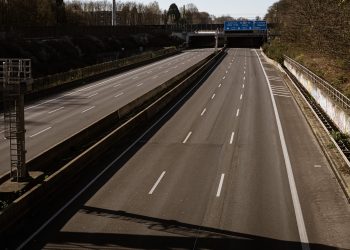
216,174 -> 225,197
183,131 -> 192,144
255,49 -> 310,249
16,49 -> 225,250
201,108 -> 207,116
230,132 -> 235,144
29,127 -> 52,138
81,106 -> 95,113
148,171 -> 166,194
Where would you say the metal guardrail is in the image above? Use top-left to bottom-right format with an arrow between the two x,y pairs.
284,56 -> 350,110
32,47 -> 177,93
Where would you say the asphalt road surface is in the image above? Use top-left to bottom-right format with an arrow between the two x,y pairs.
9,48 -> 350,250
0,49 -> 214,175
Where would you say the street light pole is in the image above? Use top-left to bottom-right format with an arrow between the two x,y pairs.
112,0 -> 116,26
215,28 -> 219,52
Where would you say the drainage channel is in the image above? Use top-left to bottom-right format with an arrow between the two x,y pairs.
285,69 -> 350,160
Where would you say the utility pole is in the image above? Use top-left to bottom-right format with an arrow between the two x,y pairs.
112,0 -> 116,26
215,28 -> 219,52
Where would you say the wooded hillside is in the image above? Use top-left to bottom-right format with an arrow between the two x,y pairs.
264,0 -> 350,95
0,0 -> 236,26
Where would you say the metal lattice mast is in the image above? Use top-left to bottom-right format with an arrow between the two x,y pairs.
1,59 -> 31,182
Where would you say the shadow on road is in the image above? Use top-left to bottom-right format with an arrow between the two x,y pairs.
35,205 -> 344,250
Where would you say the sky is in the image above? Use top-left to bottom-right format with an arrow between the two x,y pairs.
138,0 -> 277,18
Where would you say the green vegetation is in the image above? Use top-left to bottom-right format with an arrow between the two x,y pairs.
0,199 -> 9,210
264,0 -> 350,96
331,131 -> 349,143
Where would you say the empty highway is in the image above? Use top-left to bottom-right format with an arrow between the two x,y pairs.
9,49 -> 350,250
0,49 -> 214,175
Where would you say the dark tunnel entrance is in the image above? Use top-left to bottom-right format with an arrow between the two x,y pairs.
188,35 -> 225,48
187,34 -> 266,49
226,36 -> 266,48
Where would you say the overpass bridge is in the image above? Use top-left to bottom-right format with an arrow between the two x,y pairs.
179,21 -> 268,48
186,30 -> 267,48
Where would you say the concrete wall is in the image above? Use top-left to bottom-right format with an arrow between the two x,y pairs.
284,61 -> 350,134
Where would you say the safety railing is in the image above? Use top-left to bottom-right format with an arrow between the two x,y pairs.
32,47 -> 177,93
284,56 -> 350,110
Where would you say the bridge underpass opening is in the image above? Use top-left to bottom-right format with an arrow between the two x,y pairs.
226,36 -> 265,48
188,36 -> 225,48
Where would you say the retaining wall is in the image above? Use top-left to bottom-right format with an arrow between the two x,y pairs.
284,60 -> 350,134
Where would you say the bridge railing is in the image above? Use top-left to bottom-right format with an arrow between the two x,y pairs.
166,24 -> 224,32
284,56 -> 350,110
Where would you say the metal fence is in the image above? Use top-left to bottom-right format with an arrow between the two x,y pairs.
32,47 -> 177,93
284,56 -> 350,110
